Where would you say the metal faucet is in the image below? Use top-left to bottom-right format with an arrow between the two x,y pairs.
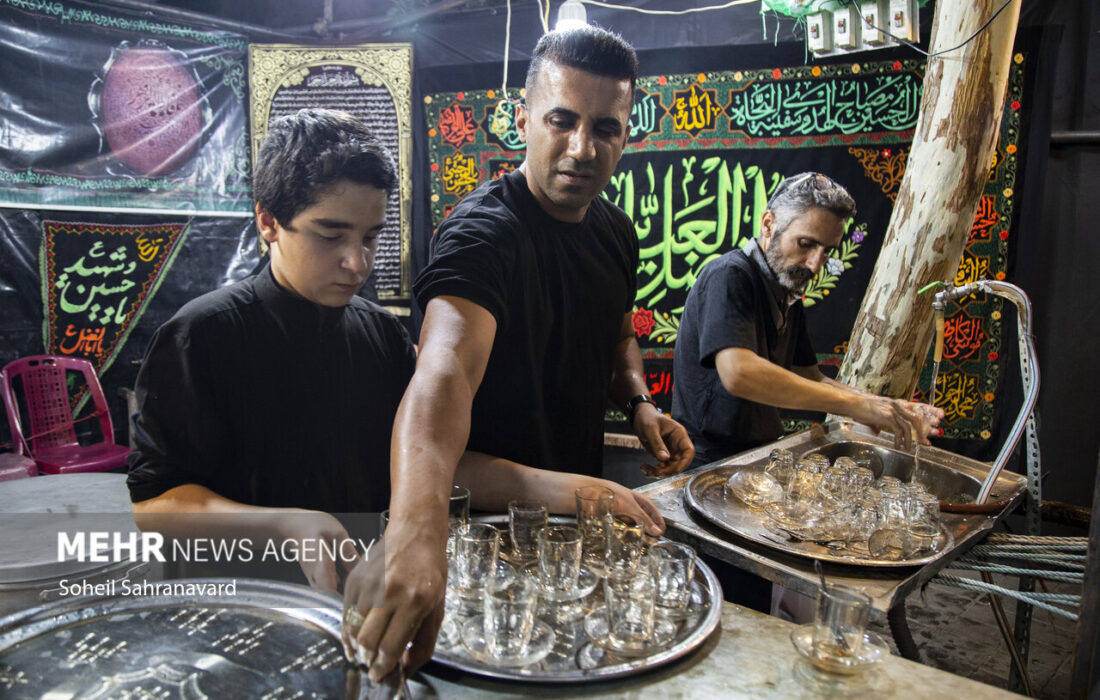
926,280 -> 1040,504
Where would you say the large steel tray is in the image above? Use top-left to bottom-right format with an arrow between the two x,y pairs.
682,421 -> 1026,568
0,578 -> 351,698
686,465 -> 954,566
431,515 -> 722,682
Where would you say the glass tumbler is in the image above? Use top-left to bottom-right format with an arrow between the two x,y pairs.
453,523 -> 500,593
647,541 -> 696,612
536,525 -> 583,593
508,499 -> 548,564
605,512 -> 645,575
575,485 -> 614,573
483,569 -> 537,658
604,568 -> 657,652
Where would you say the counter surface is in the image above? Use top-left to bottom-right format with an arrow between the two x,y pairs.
407,601 -> 1021,698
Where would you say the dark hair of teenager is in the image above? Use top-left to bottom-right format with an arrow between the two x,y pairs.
524,25 -> 638,100
253,108 -> 397,226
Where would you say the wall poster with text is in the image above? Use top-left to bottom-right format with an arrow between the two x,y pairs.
249,44 -> 414,312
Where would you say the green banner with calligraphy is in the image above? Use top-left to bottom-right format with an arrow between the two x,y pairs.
43,221 -> 190,376
424,53 -> 1028,443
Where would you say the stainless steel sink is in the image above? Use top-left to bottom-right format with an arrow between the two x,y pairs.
681,420 -> 1027,567
801,441 -> 984,504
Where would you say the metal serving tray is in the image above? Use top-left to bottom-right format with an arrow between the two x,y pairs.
0,578 -> 350,698
682,421 -> 1027,568
430,516 -> 722,682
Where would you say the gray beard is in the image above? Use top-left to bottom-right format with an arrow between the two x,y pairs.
765,245 -> 814,297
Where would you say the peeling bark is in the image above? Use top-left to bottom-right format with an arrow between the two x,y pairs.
838,0 -> 1021,398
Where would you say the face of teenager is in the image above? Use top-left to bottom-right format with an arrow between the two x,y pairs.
760,206 -> 845,297
257,180 -> 388,308
515,61 -> 633,223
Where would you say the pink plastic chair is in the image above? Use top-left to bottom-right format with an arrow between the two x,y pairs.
1,355 -> 130,474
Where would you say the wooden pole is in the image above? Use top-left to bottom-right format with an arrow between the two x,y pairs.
837,0 -> 1022,397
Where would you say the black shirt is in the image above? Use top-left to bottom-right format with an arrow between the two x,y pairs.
414,168 -> 638,476
127,264 -> 416,513
672,239 -> 816,465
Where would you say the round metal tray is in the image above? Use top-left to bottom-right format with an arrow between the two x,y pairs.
685,465 -> 954,567
0,578 -> 350,698
431,515 -> 722,682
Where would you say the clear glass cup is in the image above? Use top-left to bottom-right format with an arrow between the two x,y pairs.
508,499 -> 548,564
809,454 -> 831,472
765,448 -> 795,486
483,568 -> 536,658
536,525 -> 583,593
605,512 -> 645,574
906,492 -> 941,552
647,541 -> 696,612
813,583 -> 873,668
450,484 -> 471,524
604,568 -> 657,651
453,523 -> 499,592
575,485 -> 614,573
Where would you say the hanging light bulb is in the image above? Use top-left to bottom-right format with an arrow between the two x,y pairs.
555,0 -> 587,31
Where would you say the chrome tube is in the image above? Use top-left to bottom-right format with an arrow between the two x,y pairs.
935,281 -> 1039,504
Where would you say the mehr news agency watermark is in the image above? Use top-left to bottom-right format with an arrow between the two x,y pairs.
53,530 -> 378,598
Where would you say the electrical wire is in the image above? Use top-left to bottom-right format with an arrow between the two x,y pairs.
856,0 -> 1016,58
500,0 -> 512,100
579,0 -> 757,14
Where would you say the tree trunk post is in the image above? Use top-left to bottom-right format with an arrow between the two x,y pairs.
837,0 -> 1022,397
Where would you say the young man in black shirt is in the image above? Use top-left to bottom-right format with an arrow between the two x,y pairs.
127,109 -> 415,593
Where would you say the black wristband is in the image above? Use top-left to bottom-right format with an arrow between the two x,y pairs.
625,394 -> 657,422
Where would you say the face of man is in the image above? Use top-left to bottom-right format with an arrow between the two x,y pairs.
257,180 -> 388,307
760,207 -> 845,297
515,61 -> 633,223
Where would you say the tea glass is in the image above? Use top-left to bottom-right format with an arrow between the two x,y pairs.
452,523 -> 500,593
508,499 -> 547,564
604,568 -> 657,652
812,583 -> 873,666
575,486 -> 614,573
483,568 -> 537,658
536,525 -> 583,593
606,512 -> 645,574
647,541 -> 696,613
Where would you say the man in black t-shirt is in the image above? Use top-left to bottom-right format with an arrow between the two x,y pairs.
673,172 -> 944,466
346,27 -> 695,683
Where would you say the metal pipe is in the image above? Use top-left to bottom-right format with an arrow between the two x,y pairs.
934,281 -> 1040,504
1050,130 -> 1100,145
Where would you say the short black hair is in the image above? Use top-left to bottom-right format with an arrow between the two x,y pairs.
767,172 -> 857,236
253,108 -> 397,226
525,25 -> 637,99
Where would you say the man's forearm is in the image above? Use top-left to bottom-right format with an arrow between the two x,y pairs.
716,347 -> 860,416
608,334 -> 650,411
388,369 -> 472,536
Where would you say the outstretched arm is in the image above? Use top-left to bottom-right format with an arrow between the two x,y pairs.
344,295 -> 495,682
134,485 -> 353,594
717,347 -> 942,449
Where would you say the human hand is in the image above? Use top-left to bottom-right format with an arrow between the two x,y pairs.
633,405 -> 695,477
276,510 -> 355,594
856,397 -> 943,450
343,517 -> 447,683
599,479 -> 665,536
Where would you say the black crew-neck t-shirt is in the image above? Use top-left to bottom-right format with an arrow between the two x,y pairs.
127,264 -> 416,513
414,168 -> 638,476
